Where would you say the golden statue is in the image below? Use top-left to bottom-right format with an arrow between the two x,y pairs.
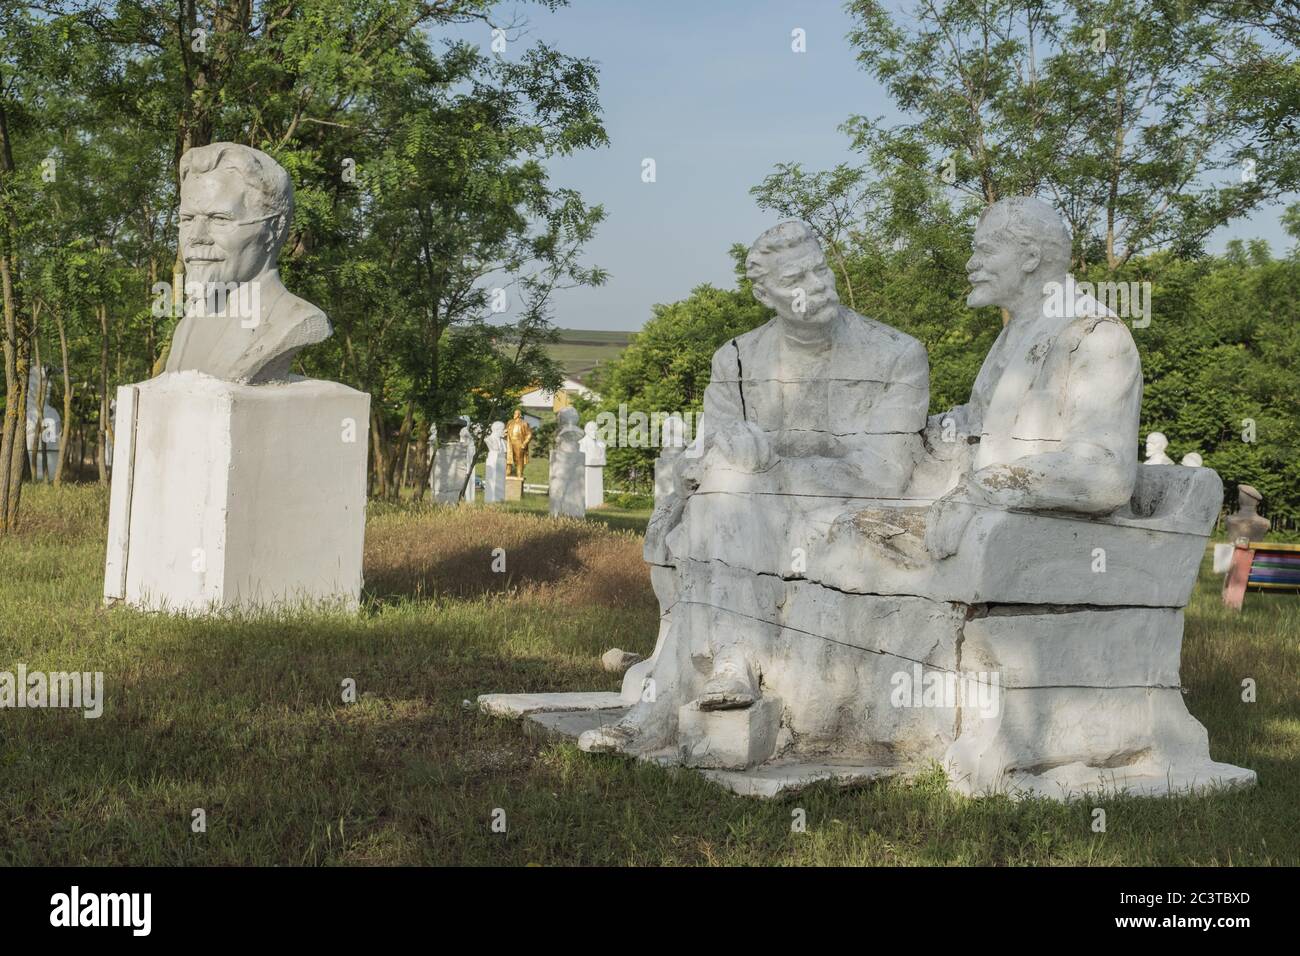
505,409 -> 533,478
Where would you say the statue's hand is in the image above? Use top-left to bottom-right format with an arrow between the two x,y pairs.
924,485 -> 979,559
712,421 -> 774,474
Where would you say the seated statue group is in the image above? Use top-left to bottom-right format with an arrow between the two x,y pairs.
481,198 -> 1254,800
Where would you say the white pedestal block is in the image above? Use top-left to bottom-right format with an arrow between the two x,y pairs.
549,446 -> 586,518
484,452 -> 506,502
103,371 -> 369,614
584,466 -> 604,509
431,446 -> 467,505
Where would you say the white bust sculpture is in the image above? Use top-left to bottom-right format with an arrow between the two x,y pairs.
1144,432 -> 1175,465
549,406 -> 585,518
484,421 -> 508,503
164,143 -> 331,384
1180,451 -> 1203,468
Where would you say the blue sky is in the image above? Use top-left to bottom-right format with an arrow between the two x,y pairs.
445,1 -> 1294,332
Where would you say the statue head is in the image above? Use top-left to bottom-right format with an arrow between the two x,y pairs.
557,406 -> 579,430
1145,432 -> 1168,457
179,143 -> 293,288
491,421 -> 505,437
1238,484 -> 1262,512
584,421 -> 598,439
746,221 -> 839,329
1180,452 -> 1203,468
966,197 -> 1072,311
512,409 -> 522,421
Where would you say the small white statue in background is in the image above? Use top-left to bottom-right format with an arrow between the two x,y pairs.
1144,431 -> 1175,465
484,421 -> 508,503
578,421 -> 607,509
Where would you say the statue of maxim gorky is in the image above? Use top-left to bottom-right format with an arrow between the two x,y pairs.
165,143 -> 331,384
482,200 -> 1254,801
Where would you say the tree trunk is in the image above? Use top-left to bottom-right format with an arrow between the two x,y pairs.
53,307 -> 73,484
0,68 -> 30,533
96,301 -> 109,485
385,400 -> 414,500
370,406 -> 389,498
412,418 -> 430,501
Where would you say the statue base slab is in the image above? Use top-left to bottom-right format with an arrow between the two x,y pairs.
478,692 -> 1255,800
103,371 -> 369,614
505,477 -> 524,501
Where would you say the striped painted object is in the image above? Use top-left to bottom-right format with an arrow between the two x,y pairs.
1246,543 -> 1300,590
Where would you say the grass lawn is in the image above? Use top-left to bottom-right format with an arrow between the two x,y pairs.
0,483 -> 1296,865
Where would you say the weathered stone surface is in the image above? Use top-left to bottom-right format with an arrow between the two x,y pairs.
104,372 -> 368,613
960,606 -> 1184,688
480,208 -> 1251,801
477,691 -> 625,718
430,441 -> 467,505
944,686 -> 1257,799
679,696 -> 782,769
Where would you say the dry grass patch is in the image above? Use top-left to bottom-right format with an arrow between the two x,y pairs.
364,503 -> 654,611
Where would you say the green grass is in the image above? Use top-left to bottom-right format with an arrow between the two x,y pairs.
0,483 -> 1296,865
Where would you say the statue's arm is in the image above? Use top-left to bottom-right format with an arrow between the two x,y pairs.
967,319 -> 1140,514
843,337 -> 931,495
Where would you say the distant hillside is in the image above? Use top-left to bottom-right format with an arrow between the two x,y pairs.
546,328 -> 633,382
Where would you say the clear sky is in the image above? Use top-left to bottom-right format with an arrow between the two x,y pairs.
445,0 -> 1293,333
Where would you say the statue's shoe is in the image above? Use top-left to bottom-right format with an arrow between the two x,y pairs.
695,677 -> 757,711
578,722 -> 638,754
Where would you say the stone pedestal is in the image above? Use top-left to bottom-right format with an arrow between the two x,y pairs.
549,446 -> 585,518
431,444 -> 467,505
505,476 -> 523,501
584,466 -> 604,509
579,422 -> 606,509
103,371 -> 369,614
485,451 -> 506,502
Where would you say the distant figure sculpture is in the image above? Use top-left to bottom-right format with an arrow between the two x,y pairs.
1144,432 -> 1175,465
1225,484 -> 1269,543
1180,452 -> 1203,468
484,421 -> 508,503
505,409 -> 533,478
549,407 -> 585,518
579,420 -> 607,509
165,143 -> 331,384
652,414 -> 686,503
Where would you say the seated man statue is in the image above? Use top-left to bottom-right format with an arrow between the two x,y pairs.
920,196 -> 1142,557
582,220 -> 930,753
